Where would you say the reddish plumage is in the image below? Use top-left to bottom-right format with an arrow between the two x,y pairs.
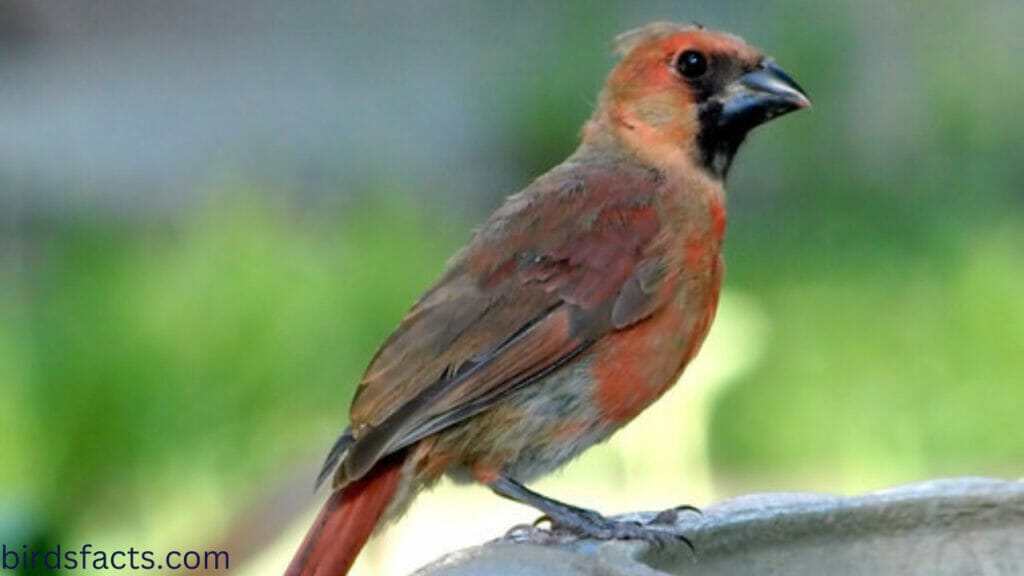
286,453 -> 405,576
287,21 -> 809,575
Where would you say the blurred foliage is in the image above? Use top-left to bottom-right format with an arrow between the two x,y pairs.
0,193 -> 462,551
715,223 -> 1024,489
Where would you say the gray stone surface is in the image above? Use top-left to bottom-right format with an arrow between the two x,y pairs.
413,477 -> 1024,576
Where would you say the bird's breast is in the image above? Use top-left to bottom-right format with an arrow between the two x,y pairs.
590,195 -> 725,424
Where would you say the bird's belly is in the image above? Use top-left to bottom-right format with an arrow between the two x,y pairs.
438,258 -> 722,485
436,358 -> 611,484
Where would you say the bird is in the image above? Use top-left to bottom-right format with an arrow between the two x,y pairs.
286,21 -> 810,576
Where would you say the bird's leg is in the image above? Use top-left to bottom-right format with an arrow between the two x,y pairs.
489,475 -> 694,551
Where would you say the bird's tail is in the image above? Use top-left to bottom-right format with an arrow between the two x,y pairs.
285,453 -> 406,576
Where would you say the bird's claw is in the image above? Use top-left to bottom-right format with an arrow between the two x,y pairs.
532,514 -> 553,528
651,503 -> 702,525
674,503 -> 703,516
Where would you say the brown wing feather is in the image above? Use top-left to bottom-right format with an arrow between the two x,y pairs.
335,159 -> 674,485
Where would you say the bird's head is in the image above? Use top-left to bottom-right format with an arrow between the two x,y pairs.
588,22 -> 810,178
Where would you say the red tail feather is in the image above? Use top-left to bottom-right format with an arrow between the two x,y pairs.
286,454 -> 405,576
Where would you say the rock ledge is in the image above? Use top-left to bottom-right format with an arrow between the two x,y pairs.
413,477 -> 1024,576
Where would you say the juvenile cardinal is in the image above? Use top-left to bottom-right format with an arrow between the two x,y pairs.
287,22 -> 809,575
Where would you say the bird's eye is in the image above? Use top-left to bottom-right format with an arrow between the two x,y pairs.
675,50 -> 708,79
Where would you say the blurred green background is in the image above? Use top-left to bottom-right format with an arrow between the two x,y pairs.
0,1 -> 1021,575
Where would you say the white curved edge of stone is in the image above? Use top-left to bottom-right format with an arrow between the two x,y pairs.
411,477 -> 1024,576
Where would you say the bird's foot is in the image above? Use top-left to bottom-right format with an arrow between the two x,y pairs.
490,477 -> 697,550
523,506 -> 696,551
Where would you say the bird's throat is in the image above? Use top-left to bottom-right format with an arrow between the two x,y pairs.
695,101 -> 745,180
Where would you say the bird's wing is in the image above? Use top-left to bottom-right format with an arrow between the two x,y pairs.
333,161 -> 680,485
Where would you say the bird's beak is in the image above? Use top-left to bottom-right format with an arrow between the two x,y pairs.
720,59 -> 811,131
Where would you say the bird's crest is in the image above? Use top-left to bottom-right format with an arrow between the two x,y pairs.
611,22 -> 695,57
